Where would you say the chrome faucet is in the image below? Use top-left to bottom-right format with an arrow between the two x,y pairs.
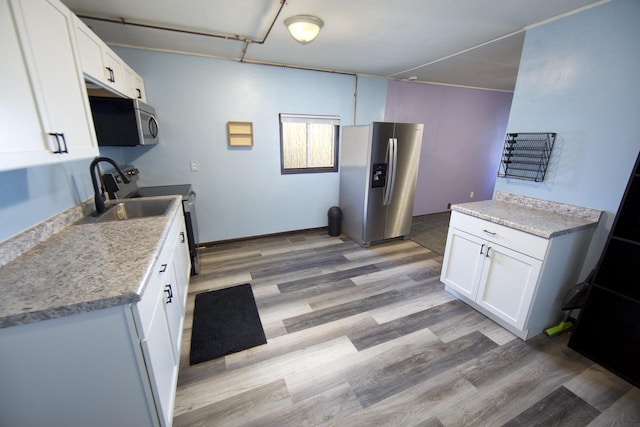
90,157 -> 130,215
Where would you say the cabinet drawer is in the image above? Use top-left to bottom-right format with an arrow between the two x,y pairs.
135,218 -> 178,337
450,211 -> 548,260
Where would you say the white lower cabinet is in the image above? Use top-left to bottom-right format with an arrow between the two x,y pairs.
441,211 -> 593,339
140,285 -> 179,427
134,212 -> 190,426
174,226 -> 192,314
0,212 -> 190,427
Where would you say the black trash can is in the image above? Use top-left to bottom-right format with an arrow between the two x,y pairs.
328,206 -> 342,236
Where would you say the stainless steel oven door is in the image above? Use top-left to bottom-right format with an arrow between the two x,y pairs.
182,192 -> 200,275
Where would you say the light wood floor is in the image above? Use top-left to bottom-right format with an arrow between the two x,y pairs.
173,229 -> 639,426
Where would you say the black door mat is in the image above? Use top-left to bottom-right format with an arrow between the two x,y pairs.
189,284 -> 267,365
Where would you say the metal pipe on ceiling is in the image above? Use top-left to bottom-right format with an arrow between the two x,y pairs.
76,0 -> 287,48
77,1 -> 361,122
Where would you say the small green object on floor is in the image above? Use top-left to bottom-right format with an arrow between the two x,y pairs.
545,320 -> 574,337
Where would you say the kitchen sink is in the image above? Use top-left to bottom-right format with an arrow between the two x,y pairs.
77,198 -> 174,224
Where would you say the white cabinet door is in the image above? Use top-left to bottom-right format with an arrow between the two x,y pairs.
102,46 -> 125,93
123,64 -> 147,102
442,212 -> 547,334
132,72 -> 147,102
140,288 -> 178,427
9,0 -> 97,165
174,223 -> 191,312
132,211 -> 190,426
0,0 -> 51,171
163,258 -> 183,363
440,227 -> 485,300
73,16 -> 105,84
164,217 -> 191,362
476,243 -> 542,330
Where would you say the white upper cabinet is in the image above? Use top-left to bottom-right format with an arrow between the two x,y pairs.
0,0 -> 45,170
73,16 -> 146,102
1,0 -> 98,172
73,17 -> 106,85
0,0 -> 148,172
101,46 -> 125,92
123,65 -> 147,102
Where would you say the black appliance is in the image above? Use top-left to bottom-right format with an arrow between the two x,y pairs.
101,165 -> 199,275
89,97 -> 159,146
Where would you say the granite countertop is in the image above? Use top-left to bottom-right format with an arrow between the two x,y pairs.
451,192 -> 602,239
0,196 -> 182,328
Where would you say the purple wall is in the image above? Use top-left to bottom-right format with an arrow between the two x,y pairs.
385,81 -> 512,215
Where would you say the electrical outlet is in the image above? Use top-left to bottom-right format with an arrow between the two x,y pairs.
470,191 -> 474,198
190,161 -> 198,172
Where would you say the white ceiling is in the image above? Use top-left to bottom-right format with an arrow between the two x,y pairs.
61,0 -> 606,91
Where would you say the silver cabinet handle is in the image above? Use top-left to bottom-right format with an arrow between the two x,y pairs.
485,246 -> 491,258
483,229 -> 496,236
159,263 -> 167,273
480,244 -> 485,255
180,231 -> 185,243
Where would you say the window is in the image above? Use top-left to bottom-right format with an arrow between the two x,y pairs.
279,114 -> 340,174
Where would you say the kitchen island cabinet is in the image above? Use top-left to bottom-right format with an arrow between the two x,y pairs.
1,0 -> 98,172
441,193 -> 601,340
442,214 -> 544,332
0,197 -> 190,427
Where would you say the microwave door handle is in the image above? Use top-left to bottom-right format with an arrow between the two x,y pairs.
148,116 -> 159,139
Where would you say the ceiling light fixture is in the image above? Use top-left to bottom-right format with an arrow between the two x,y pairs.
284,15 -> 324,44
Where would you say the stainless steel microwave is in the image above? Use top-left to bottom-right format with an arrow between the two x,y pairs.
88,97 -> 159,146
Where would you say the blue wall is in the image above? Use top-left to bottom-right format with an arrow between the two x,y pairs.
0,159 -> 94,242
495,0 -> 640,275
114,48 -> 387,242
0,50 -> 386,244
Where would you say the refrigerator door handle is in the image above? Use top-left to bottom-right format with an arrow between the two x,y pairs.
384,138 -> 398,205
383,138 -> 392,205
390,137 -> 398,203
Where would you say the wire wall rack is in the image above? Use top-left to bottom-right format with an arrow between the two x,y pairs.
498,132 -> 556,182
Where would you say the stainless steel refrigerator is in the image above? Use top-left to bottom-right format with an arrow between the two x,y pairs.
339,122 -> 424,246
